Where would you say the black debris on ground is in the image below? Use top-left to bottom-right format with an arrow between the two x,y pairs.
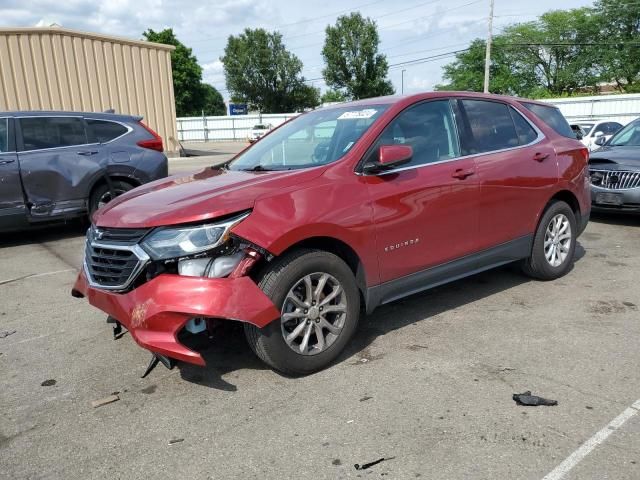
168,438 -> 184,445
0,330 -> 17,338
513,391 -> 558,406
41,379 -> 56,387
354,457 -> 395,470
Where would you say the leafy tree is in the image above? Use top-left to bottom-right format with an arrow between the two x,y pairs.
221,28 -> 319,112
322,13 -> 394,100
436,38 -> 537,95
200,83 -> 226,116
143,28 -> 205,116
502,8 -> 601,95
437,8 -> 601,97
321,89 -> 347,103
594,0 -> 640,91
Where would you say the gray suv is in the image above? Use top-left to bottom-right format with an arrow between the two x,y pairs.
0,111 -> 168,232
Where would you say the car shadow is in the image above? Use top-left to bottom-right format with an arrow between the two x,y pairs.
178,243 -> 587,390
589,211 -> 640,227
0,219 -> 87,248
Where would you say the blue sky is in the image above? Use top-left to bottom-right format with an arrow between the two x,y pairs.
2,0 -> 595,100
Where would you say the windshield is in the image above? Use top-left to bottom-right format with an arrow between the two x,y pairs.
253,125 -> 268,130
229,105 -> 388,171
579,123 -> 594,135
608,120 -> 640,146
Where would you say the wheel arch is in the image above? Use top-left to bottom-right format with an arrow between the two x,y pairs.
267,236 -> 368,310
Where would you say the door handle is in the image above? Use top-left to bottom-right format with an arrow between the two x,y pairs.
452,168 -> 475,179
0,159 -> 16,165
533,152 -> 550,162
77,151 -> 99,156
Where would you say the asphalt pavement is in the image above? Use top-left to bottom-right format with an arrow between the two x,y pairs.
1,150 -> 639,479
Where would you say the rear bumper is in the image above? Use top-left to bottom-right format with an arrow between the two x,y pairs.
72,270 -> 279,366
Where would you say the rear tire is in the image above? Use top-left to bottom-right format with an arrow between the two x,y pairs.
244,249 -> 360,375
88,180 -> 134,217
522,200 -> 577,280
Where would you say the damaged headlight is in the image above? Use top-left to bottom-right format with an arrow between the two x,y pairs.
140,212 -> 250,260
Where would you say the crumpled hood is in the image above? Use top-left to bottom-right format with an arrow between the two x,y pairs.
590,146 -> 640,169
94,166 -> 324,228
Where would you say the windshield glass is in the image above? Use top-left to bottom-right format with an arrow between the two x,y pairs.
579,123 -> 594,135
253,125 -> 268,130
608,121 -> 640,146
229,105 -> 388,171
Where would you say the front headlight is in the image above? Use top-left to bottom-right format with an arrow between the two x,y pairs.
140,212 -> 250,260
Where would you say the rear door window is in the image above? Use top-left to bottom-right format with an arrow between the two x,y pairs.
86,119 -> 128,143
459,99 -> 519,154
20,117 -> 87,150
520,102 -> 574,138
509,107 -> 538,145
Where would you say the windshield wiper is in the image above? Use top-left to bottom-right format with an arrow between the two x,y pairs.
241,165 -> 292,172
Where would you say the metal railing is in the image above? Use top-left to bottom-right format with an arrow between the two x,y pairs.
176,113 -> 300,142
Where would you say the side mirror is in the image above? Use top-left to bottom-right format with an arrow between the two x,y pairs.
364,145 -> 413,174
594,131 -> 604,137
594,136 -> 607,146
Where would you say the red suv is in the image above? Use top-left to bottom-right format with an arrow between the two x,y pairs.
72,92 -> 590,375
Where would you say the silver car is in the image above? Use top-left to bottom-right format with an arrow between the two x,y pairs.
589,118 -> 640,213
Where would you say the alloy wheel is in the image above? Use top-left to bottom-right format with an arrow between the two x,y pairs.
544,213 -> 572,267
98,188 -> 128,209
280,272 -> 347,356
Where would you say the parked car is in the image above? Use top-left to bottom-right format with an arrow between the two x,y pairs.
0,111 -> 168,233
72,92 -> 590,375
589,117 -> 640,212
573,120 -> 623,151
248,123 -> 272,143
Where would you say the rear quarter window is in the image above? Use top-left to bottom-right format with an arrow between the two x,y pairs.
86,119 -> 129,143
521,102 -> 575,138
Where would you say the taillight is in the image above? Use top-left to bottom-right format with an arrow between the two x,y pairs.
137,121 -> 164,152
579,147 -> 589,162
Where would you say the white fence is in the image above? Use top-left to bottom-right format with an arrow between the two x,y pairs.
177,113 -> 299,142
542,93 -> 640,125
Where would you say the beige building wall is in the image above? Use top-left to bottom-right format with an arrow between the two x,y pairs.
0,27 -> 179,154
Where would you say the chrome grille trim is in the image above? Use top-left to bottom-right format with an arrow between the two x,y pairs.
590,169 -> 640,190
83,228 -> 150,291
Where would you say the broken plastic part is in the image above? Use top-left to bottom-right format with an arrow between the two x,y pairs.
229,248 -> 261,278
512,391 -> 558,406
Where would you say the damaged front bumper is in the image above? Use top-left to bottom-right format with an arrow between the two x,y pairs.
72,269 -> 279,366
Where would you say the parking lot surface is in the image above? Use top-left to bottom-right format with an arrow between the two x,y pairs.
1,151 -> 639,479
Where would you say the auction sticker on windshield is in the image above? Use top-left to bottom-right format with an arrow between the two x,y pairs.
338,109 -> 378,120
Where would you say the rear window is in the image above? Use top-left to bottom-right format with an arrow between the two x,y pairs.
20,117 -> 87,150
521,102 -> 575,138
86,119 -> 128,143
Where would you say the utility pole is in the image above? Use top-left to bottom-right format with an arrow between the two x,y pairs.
483,0 -> 495,93
401,69 -> 406,94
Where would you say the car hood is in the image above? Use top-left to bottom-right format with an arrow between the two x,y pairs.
589,146 -> 640,169
94,166 -> 324,228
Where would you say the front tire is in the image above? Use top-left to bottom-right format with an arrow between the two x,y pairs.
244,249 -> 360,375
522,200 -> 577,280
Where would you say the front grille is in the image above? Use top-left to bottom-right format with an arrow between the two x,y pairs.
590,169 -> 640,190
84,227 -> 149,290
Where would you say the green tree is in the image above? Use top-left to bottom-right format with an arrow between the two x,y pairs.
143,28 -> 205,116
502,8 -> 601,95
322,13 -> 394,100
437,8 -> 601,97
436,38 -> 538,95
200,83 -> 226,116
594,0 -> 640,91
221,28 -> 319,112
321,89 -> 347,103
